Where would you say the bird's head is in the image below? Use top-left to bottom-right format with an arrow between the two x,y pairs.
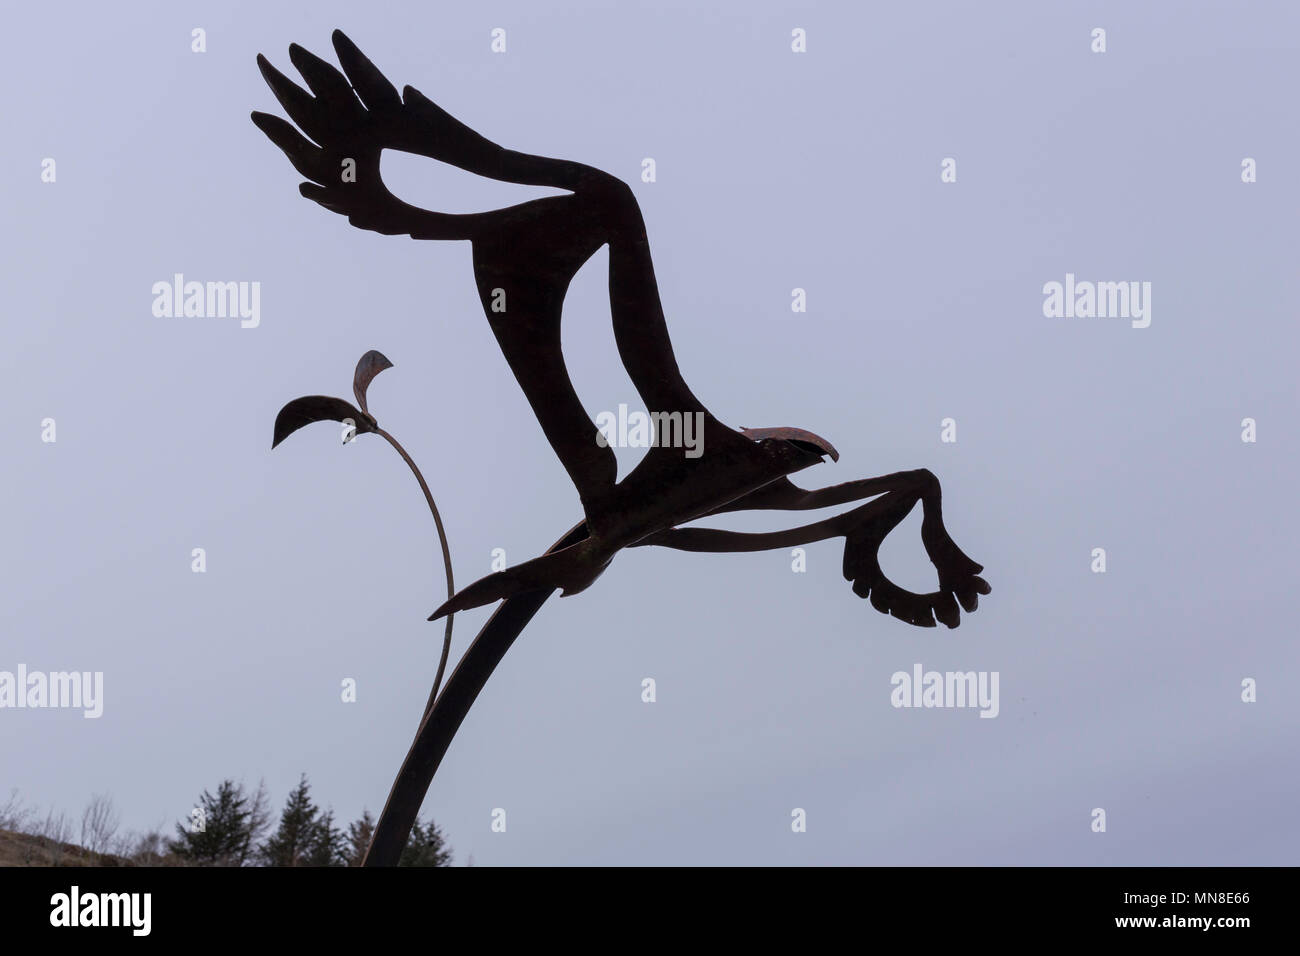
740,426 -> 840,463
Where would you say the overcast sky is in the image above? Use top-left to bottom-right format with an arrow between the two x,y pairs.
3,0 -> 1297,865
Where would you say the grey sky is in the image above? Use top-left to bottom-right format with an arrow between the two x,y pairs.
3,0 -> 1297,864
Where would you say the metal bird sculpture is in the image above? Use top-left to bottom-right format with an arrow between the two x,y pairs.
254,30 -> 991,864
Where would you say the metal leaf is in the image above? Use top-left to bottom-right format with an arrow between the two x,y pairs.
353,350 -> 394,415
272,395 -> 372,448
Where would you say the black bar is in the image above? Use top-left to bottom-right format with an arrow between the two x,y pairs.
0,866 -> 1284,942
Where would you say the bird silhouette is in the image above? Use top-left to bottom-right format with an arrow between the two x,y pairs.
252,30 -> 990,629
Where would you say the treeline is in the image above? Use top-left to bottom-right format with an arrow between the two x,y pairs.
171,774 -> 451,867
0,775 -> 452,867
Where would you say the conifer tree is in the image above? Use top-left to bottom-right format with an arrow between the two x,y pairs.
399,815 -> 453,867
260,774 -> 344,867
169,779 -> 270,867
345,810 -> 375,867
342,809 -> 452,866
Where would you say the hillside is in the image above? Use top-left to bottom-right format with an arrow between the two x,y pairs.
0,827 -> 134,867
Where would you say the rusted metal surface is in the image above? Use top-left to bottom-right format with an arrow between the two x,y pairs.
740,426 -> 840,462
352,349 -> 392,415
272,395 -> 374,448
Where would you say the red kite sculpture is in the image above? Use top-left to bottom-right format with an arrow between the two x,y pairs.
255,30 -> 990,865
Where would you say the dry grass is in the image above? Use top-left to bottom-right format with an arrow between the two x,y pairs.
0,826 -> 130,867
0,790 -> 181,867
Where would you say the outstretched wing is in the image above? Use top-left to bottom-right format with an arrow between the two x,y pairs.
252,32 -> 636,511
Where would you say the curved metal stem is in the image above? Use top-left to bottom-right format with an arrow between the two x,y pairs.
375,427 -> 454,713
361,521 -> 587,866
